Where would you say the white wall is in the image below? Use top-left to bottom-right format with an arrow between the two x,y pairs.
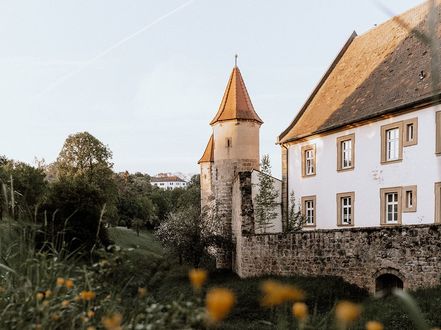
252,170 -> 283,233
288,106 -> 441,229
152,181 -> 187,190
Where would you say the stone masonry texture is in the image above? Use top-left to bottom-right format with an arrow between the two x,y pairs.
235,224 -> 441,293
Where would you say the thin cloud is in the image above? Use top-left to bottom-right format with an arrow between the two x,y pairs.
38,0 -> 195,96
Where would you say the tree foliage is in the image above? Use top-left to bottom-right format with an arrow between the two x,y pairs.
254,155 -> 279,233
286,191 -> 305,232
0,157 -> 47,220
56,132 -> 113,178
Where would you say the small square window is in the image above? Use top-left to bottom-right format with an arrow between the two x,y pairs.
403,118 -> 418,147
402,185 -> 417,212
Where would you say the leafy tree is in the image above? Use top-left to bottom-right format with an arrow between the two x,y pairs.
155,205 -> 228,267
40,175 -> 112,253
56,131 -> 113,178
0,157 -> 47,220
254,155 -> 279,233
115,172 -> 157,229
286,191 -> 305,232
55,132 -> 118,223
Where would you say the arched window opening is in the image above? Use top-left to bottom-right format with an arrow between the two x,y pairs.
375,273 -> 403,295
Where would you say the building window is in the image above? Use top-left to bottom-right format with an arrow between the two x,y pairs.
380,187 -> 402,225
337,134 -> 355,171
301,196 -> 316,227
436,111 -> 441,154
402,185 -> 417,212
381,122 -> 403,163
435,182 -> 441,223
337,192 -> 355,226
403,118 -> 418,147
301,145 -> 316,177
226,137 -> 232,148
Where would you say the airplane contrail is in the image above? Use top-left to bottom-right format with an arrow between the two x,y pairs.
39,0 -> 195,95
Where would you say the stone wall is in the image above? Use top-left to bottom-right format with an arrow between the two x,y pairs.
234,224 -> 441,293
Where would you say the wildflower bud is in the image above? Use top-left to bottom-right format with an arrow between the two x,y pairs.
45,290 -> 52,298
101,313 -> 123,330
138,287 -> 147,298
87,310 -> 96,318
292,302 -> 308,321
61,300 -> 70,308
65,279 -> 74,289
189,269 -> 208,291
36,292 -> 44,301
56,277 -> 65,286
336,301 -> 361,325
80,290 -> 96,301
205,288 -> 235,323
366,321 -> 384,330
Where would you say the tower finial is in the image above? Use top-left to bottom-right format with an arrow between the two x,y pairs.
234,54 -> 238,67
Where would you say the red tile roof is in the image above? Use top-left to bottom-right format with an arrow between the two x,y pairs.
210,66 -> 263,125
198,135 -> 214,164
151,175 -> 186,183
279,0 -> 441,143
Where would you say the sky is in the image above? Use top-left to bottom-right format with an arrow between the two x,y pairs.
0,0 -> 423,178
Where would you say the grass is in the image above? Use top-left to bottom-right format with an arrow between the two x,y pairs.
108,227 -> 441,330
1,222 -> 440,329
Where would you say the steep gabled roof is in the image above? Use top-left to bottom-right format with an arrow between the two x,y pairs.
210,66 -> 263,125
279,0 -> 441,143
198,135 -> 214,164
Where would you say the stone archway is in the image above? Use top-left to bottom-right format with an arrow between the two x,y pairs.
374,268 -> 405,294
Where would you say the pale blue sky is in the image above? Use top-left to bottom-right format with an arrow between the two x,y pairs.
0,0 -> 422,177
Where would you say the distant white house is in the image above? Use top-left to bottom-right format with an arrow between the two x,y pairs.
151,175 -> 188,190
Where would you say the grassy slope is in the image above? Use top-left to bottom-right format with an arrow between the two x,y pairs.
109,227 -> 441,330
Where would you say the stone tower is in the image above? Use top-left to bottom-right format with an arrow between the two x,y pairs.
199,64 -> 263,268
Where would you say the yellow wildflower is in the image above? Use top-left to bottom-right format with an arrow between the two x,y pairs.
102,313 -> 123,330
42,300 -> 50,307
366,321 -> 384,330
260,280 -> 304,307
336,301 -> 361,325
292,302 -> 308,321
205,288 -> 235,323
65,279 -> 74,289
87,310 -> 96,318
56,277 -> 65,286
45,289 -> 52,298
61,300 -> 70,308
189,269 -> 208,291
80,291 -> 96,301
87,327 -> 96,330
138,287 -> 147,298
36,292 -> 44,301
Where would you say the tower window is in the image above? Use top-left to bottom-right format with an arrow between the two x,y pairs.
226,137 -> 232,148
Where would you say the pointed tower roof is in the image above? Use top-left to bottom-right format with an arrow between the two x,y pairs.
198,135 -> 214,164
210,66 -> 263,125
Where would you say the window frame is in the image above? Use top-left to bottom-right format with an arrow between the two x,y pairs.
436,111 -> 441,155
381,122 -> 403,164
403,118 -> 418,147
336,134 -> 355,172
380,187 -> 403,225
336,192 -> 355,226
301,195 -> 316,227
435,182 -> 441,223
402,185 -> 417,213
301,144 -> 316,177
